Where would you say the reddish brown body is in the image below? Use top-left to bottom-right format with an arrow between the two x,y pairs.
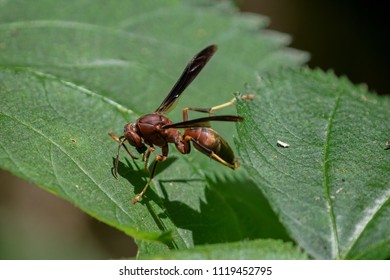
136,114 -> 175,147
109,45 -> 248,203
124,113 -> 189,157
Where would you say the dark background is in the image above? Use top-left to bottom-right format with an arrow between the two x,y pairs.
1,0 -> 388,259
239,0 -> 390,94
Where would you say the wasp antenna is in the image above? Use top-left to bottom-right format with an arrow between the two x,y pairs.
113,137 -> 127,178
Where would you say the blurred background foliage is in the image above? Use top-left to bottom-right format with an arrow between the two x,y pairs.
0,0 -> 388,259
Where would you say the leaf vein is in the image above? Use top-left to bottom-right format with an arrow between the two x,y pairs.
1,110 -> 135,224
343,188 -> 390,258
323,92 -> 342,258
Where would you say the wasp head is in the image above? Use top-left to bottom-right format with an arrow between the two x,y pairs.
123,123 -> 147,154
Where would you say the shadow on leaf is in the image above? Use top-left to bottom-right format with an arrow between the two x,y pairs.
159,175 -> 291,246
113,156 -> 178,203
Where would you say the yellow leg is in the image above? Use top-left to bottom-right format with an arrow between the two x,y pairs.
132,154 -> 166,204
142,146 -> 155,172
182,94 -> 254,121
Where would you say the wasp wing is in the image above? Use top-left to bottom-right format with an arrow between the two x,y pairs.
162,115 -> 243,129
155,45 -> 217,114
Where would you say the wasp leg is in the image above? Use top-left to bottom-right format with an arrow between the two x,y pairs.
108,132 -> 138,160
142,146 -> 155,171
132,145 -> 169,204
184,136 -> 239,169
132,160 -> 158,204
182,94 -> 254,121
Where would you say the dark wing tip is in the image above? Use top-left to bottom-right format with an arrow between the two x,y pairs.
205,44 -> 218,54
154,44 -> 218,114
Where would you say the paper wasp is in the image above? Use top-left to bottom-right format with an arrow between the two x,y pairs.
109,45 -> 252,203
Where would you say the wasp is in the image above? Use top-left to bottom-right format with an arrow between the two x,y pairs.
109,45 -> 252,203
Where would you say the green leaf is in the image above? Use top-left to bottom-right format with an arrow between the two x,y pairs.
0,0 -> 308,114
0,0 -> 308,257
0,68 -> 177,246
141,239 -> 308,260
236,68 -> 390,259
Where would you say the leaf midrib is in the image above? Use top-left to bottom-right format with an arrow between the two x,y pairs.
322,91 -> 341,259
1,110 -> 135,223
